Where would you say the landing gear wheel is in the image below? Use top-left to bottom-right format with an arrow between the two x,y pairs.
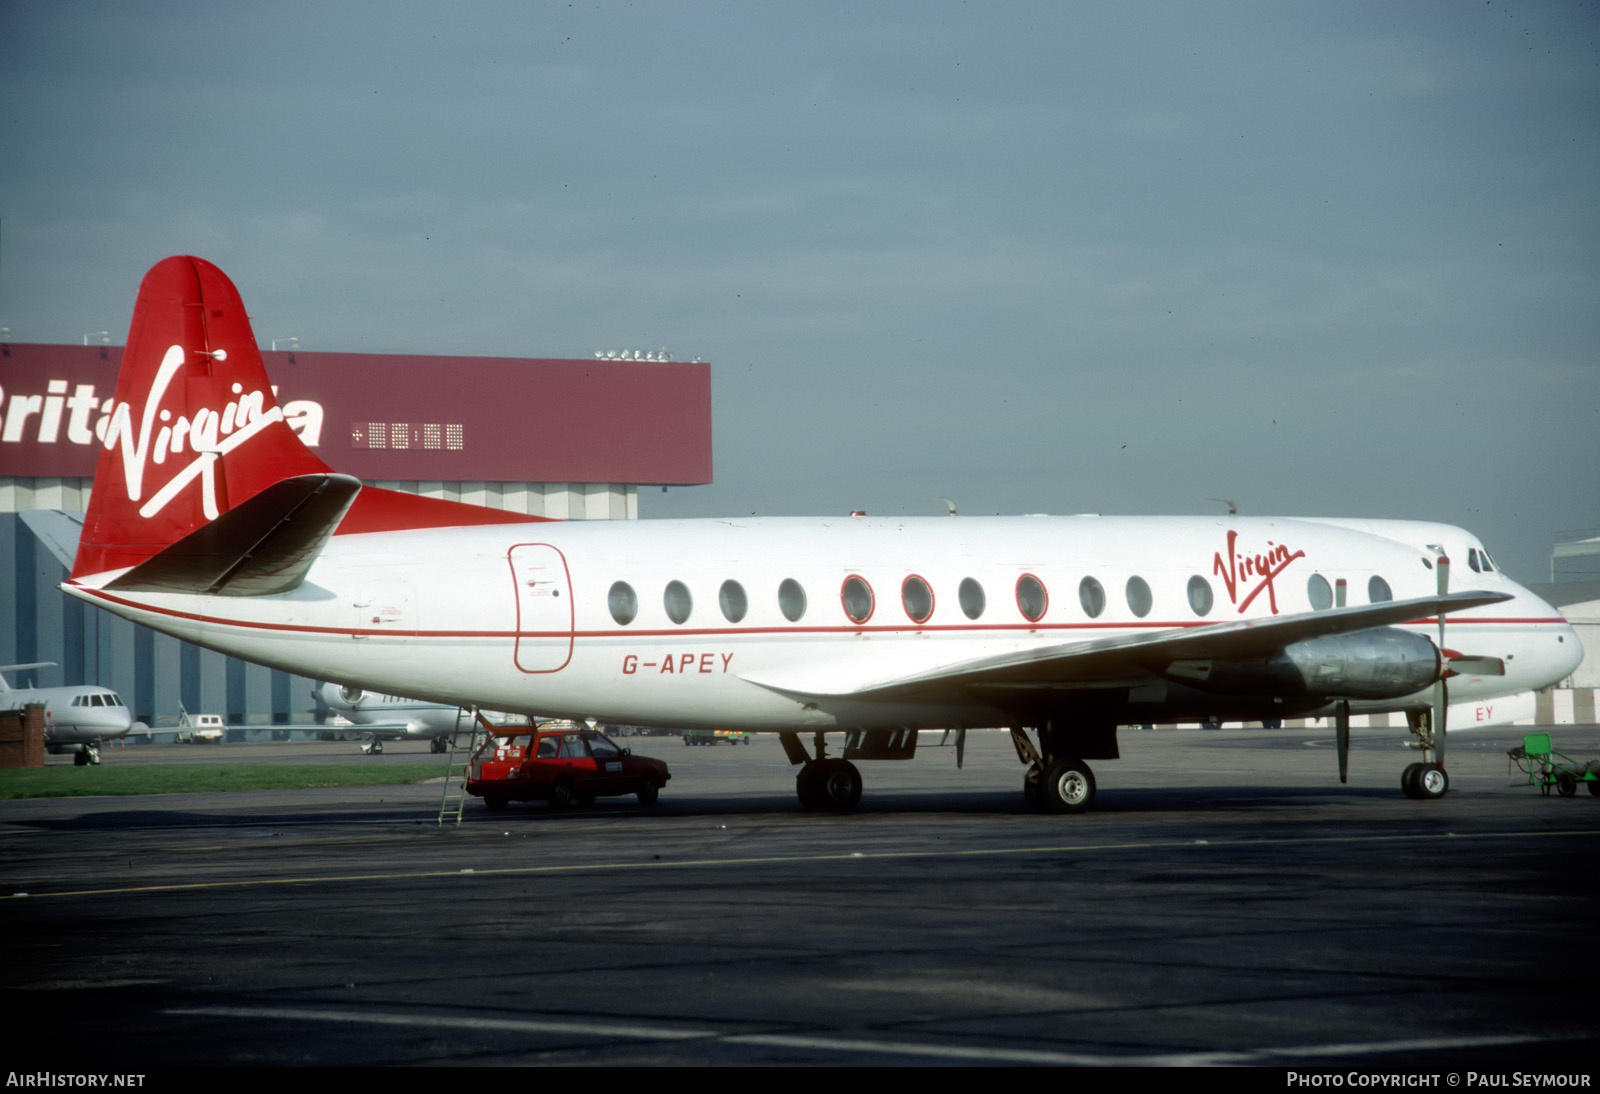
1023,771 -> 1041,811
1039,758 -> 1096,814
1401,762 -> 1425,799
371,740 -> 384,755
548,778 -> 574,809
1415,764 -> 1449,800
1556,772 -> 1578,798
796,760 -> 861,811
73,749 -> 90,767
431,738 -> 446,754
637,778 -> 660,806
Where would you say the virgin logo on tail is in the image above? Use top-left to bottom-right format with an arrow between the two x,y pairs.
102,344 -> 282,521
1212,529 -> 1306,614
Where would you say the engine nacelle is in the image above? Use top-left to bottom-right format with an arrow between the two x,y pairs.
339,685 -> 366,706
1163,627 -> 1441,701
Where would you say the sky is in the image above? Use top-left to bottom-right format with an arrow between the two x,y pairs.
1,1 -> 1596,583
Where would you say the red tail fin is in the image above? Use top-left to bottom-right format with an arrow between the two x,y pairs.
72,256 -> 332,580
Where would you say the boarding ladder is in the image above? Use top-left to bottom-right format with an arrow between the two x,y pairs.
435,705 -> 484,826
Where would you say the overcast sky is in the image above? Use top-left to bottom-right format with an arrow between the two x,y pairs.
2,1 -> 1596,582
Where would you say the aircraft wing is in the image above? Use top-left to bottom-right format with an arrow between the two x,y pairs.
737,590 -> 1511,699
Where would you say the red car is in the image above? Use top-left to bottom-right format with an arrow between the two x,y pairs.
465,726 -> 671,811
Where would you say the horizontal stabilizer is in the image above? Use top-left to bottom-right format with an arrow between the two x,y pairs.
18,510 -> 85,570
739,589 -> 1512,700
104,474 -> 362,596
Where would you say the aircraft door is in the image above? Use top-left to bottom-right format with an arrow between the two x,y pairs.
509,544 -> 574,673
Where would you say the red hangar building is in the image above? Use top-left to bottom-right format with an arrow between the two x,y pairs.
0,341 -> 712,729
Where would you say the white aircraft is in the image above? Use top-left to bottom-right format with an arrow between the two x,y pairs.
0,662 -> 138,765
29,256 -> 1584,811
314,682 -> 485,753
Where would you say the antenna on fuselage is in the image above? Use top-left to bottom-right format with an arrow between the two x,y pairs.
1209,497 -> 1238,516
935,498 -> 958,516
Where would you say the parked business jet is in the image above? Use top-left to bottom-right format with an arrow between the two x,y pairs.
0,663 -> 138,765
33,257 -> 1584,811
315,682 -> 502,753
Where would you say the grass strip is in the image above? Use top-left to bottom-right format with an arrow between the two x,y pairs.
0,764 -> 450,799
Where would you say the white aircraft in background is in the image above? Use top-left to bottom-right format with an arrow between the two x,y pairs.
25,256 -> 1583,811
315,682 -> 513,753
0,662 -> 139,765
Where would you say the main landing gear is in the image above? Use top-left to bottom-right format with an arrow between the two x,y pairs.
780,731 -> 866,812
1012,723 -> 1111,814
797,758 -> 863,811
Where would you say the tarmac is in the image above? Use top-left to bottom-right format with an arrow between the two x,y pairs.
2,723 -> 1597,1067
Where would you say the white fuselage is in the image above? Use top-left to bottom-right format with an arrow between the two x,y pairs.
5,686 -> 135,747
67,514 -> 1582,732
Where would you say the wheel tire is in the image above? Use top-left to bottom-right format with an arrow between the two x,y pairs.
484,795 -> 508,812
548,779 -> 574,809
637,778 -> 660,806
796,765 -> 823,811
1556,772 -> 1578,798
372,740 -> 383,755
1415,765 -> 1449,800
1023,774 -> 1041,812
1039,758 -> 1096,814
1401,762 -> 1425,799
817,760 -> 863,811
73,749 -> 90,767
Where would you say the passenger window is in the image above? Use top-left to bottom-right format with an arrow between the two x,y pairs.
1307,574 -> 1333,611
559,735 -> 586,759
664,580 -> 692,624
958,577 -> 985,620
1016,574 -> 1047,622
1125,576 -> 1153,618
1079,576 -> 1105,619
1368,575 -> 1392,603
719,580 -> 748,623
842,576 -> 875,623
608,581 -> 638,625
902,575 -> 933,623
1187,574 -> 1213,616
536,737 -> 558,758
778,578 -> 807,622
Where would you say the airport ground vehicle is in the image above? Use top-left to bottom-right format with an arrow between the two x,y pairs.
175,711 -> 226,743
683,729 -> 750,746
465,726 -> 670,810
1507,732 -> 1600,798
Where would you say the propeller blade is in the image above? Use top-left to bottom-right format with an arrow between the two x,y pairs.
1434,677 -> 1448,768
1434,555 -> 1449,770
956,726 -> 966,769
1336,699 -> 1350,784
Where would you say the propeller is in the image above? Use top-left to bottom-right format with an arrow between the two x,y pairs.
1433,554 -> 1450,770
1334,578 -> 1349,783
